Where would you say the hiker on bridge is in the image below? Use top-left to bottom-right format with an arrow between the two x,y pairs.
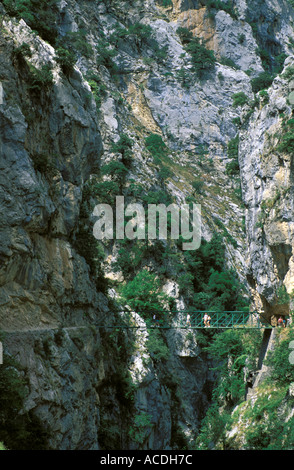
186,313 -> 191,327
203,313 -> 211,327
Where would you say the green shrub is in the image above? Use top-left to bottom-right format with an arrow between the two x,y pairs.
277,118 -> 294,154
220,56 -> 240,69
256,47 -> 271,70
225,159 -> 239,176
251,71 -> 274,93
127,23 -> 153,46
192,179 -> 204,194
109,21 -> 165,62
242,385 -> 291,450
176,27 -> 193,44
56,47 -> 76,74
258,89 -> 269,103
86,74 -> 107,110
196,329 -> 262,449
145,133 -> 167,158
283,65 -> 294,80
157,166 -> 172,181
205,330 -> 262,397
226,135 -> 240,175
176,67 -> 193,88
177,27 -> 216,78
238,33 -> 246,44
178,232 -> 248,310
73,225 -> 106,279
113,240 -> 147,279
101,161 -> 128,180
64,30 -> 93,58
273,52 -> 287,75
14,42 -> 32,59
109,25 -> 129,46
141,188 -> 173,207
112,134 -> 134,166
96,38 -> 118,71
227,135 -> 239,159
158,0 -> 173,7
82,179 -> 120,208
232,92 -> 248,107
185,37 -> 216,78
27,63 -> 53,92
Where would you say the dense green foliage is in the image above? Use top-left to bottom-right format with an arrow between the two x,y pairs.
203,0 -> 237,19
251,71 -> 275,93
55,47 -> 77,75
146,329 -> 170,362
243,386 -> 293,450
176,233 -> 248,311
158,0 -> 173,7
129,413 -> 153,445
2,0 -> 59,44
196,329 -> 262,449
120,269 -> 170,320
145,133 -> 168,160
196,327 -> 294,450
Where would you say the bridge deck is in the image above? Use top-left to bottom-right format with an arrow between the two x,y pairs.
99,311 -> 273,329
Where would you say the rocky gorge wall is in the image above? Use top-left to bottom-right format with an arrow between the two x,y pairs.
239,56 -> 294,324
0,0 -> 293,450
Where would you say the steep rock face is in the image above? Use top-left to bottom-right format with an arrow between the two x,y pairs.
239,57 -> 294,323
0,13 -> 110,450
0,18 -> 104,330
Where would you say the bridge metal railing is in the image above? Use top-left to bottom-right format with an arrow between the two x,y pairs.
97,310 -> 273,330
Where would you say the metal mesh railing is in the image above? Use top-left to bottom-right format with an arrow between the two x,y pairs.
96,310 -> 272,329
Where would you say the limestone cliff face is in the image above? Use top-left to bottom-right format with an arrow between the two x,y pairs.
0,0 -> 293,450
239,56 -> 294,323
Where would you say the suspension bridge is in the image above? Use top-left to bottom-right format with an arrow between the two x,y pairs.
1,311 -> 280,338
100,310 -> 275,330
